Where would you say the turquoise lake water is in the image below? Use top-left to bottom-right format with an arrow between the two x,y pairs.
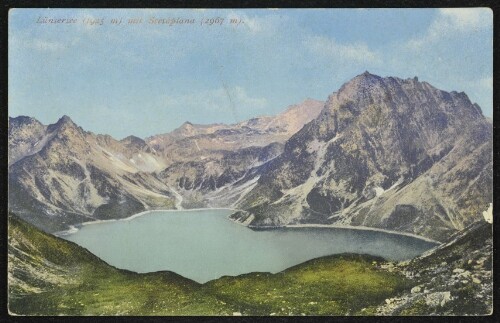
62,209 -> 436,283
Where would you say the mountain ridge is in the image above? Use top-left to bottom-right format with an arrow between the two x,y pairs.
145,98 -> 324,166
8,98 -> 323,232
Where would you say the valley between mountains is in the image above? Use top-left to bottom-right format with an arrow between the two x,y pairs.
8,72 -> 492,242
7,72 -> 493,316
8,213 -> 492,315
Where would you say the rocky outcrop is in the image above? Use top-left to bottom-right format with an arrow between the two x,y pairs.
374,220 -> 492,315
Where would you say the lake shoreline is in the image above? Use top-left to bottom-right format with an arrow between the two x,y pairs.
55,207 -> 439,245
228,212 -> 440,244
53,207 -> 238,237
284,224 -> 439,244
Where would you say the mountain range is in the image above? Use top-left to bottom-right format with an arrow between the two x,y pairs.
8,99 -> 323,232
8,73 -> 492,241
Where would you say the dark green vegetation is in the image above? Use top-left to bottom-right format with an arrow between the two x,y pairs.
8,213 -> 410,316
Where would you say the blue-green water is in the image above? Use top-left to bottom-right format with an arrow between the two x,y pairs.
62,209 -> 437,283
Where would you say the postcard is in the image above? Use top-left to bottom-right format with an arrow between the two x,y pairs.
7,8 -> 493,316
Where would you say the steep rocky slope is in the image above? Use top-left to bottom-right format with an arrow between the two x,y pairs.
8,116 -> 175,232
157,142 -> 284,208
374,220 -> 492,315
233,72 -> 492,242
8,116 -> 47,166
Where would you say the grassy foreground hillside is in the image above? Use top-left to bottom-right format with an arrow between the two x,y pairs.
8,213 -> 410,316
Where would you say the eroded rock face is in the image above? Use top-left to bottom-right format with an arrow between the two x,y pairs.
157,142 -> 284,208
235,72 -> 492,241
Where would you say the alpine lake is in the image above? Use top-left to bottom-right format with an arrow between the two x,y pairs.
61,209 -> 437,283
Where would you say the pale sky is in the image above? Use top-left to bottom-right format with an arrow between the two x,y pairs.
9,8 -> 493,139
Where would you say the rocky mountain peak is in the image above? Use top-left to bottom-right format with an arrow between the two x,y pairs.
327,72 -> 387,114
180,121 -> 194,128
302,97 -> 323,105
47,115 -> 78,132
58,115 -> 74,125
265,98 -> 324,133
121,135 -> 146,145
9,115 -> 40,126
353,70 -> 382,83
177,121 -> 197,135
8,116 -> 44,136
284,98 -> 323,112
323,73 -> 483,126
120,135 -> 150,151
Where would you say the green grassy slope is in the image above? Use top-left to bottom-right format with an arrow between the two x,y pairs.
8,213 -> 410,316
203,255 -> 408,315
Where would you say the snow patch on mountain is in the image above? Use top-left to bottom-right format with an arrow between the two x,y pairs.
483,203 -> 492,224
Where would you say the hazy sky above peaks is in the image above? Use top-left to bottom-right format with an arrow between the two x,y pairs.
9,8 -> 493,139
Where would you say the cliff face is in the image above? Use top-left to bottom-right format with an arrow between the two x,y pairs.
233,73 -> 492,241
